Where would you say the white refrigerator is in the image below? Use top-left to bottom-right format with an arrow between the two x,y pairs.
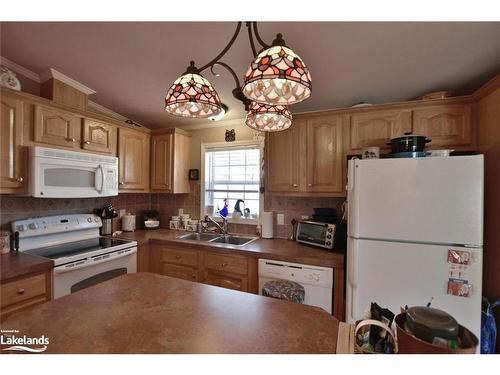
346,155 -> 483,341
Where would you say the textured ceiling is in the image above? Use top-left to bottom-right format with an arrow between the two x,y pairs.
1,22 -> 500,129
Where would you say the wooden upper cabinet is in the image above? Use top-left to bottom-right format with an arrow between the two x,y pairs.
347,109 -> 412,152
266,121 -> 302,192
34,105 -> 81,148
306,115 -> 344,193
412,104 -> 474,149
0,96 -> 27,193
82,118 -> 117,154
118,128 -> 150,191
150,129 -> 191,193
151,133 -> 173,191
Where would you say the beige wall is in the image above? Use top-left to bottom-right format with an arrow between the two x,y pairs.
477,83 -> 500,298
187,120 -> 256,170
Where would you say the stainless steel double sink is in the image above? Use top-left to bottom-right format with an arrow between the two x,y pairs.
176,232 -> 258,246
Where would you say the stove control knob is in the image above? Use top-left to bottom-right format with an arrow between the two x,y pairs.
16,224 -> 26,232
94,217 -> 99,222
28,223 -> 39,230
326,234 -> 332,239
327,228 -> 333,233
326,241 -> 331,246
87,217 -> 93,223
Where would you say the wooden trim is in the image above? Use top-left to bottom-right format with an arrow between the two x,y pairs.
293,95 -> 476,119
333,267 -> 345,322
151,127 -> 192,137
472,73 -> 500,101
1,87 -> 151,134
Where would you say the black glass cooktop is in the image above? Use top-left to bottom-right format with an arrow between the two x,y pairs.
25,237 -> 134,260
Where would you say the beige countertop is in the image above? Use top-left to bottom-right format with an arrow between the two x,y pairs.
1,272 -> 340,353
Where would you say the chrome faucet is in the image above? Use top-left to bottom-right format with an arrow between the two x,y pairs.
204,215 -> 228,236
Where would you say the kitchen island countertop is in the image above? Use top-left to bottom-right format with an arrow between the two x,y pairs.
1,272 -> 340,354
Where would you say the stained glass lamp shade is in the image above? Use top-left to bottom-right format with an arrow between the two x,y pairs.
245,102 -> 292,132
165,73 -> 222,118
243,45 -> 312,105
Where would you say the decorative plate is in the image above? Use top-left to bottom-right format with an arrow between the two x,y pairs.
0,67 -> 21,91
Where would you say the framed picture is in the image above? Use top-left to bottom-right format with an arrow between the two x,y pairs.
189,169 -> 199,180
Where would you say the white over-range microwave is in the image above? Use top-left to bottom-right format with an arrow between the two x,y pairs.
30,146 -> 118,198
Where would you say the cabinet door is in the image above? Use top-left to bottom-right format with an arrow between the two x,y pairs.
34,105 -> 80,148
306,115 -> 344,193
266,121 -> 302,192
0,96 -> 27,193
150,133 -> 173,191
118,128 -> 150,191
412,104 -> 473,148
348,109 -> 412,152
202,270 -> 248,292
161,263 -> 198,282
82,118 -> 117,154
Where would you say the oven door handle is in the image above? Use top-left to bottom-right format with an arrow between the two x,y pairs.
53,247 -> 137,275
95,164 -> 104,194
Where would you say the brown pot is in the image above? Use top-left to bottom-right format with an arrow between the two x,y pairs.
395,313 -> 478,354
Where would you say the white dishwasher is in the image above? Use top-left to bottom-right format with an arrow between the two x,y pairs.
258,258 -> 333,313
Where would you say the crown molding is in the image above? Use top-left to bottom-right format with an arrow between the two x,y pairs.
87,100 -> 129,122
39,68 -> 96,95
0,56 -> 41,83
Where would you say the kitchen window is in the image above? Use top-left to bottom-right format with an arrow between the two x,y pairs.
201,140 -> 263,224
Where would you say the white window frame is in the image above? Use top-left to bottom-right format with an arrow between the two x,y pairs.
200,139 -> 264,226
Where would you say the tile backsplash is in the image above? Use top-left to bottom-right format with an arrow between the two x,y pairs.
0,193 -> 150,231
0,188 -> 345,240
264,195 -> 346,239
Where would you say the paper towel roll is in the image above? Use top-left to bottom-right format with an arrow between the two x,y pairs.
261,211 -> 274,239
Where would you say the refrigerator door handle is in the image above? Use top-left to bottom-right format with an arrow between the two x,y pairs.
347,239 -> 358,322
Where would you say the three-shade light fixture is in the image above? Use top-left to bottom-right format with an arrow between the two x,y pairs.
164,22 -> 312,132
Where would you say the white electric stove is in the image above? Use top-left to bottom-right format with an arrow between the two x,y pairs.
11,214 -> 137,298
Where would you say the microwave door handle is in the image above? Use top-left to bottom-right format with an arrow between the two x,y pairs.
95,165 -> 104,193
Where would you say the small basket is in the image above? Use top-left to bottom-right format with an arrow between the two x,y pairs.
354,319 -> 398,354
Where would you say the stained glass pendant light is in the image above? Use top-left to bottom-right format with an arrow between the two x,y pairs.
245,102 -> 292,132
242,33 -> 312,105
165,61 -> 222,118
164,23 -> 312,131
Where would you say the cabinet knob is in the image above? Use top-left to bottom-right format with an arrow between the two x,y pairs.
11,176 -> 24,183
308,183 -> 312,187
221,263 -> 228,267
119,181 -> 125,185
292,184 -> 298,187
84,141 -> 91,145
17,288 -> 25,295
66,137 -> 77,143
175,255 -> 181,260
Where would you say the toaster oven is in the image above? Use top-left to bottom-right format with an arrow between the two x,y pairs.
296,220 -> 336,250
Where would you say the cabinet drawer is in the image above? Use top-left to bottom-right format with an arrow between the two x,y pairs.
161,263 -> 198,282
203,270 -> 248,292
1,273 -> 47,308
161,247 -> 198,267
204,253 -> 248,275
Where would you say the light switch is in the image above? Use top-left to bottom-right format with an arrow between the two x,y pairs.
277,213 -> 285,225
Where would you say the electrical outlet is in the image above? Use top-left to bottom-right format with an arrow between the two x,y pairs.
277,213 -> 285,225
301,215 -> 309,220
119,209 -> 126,218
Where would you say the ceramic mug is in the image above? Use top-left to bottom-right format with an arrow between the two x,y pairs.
169,220 -> 180,230
362,146 -> 380,159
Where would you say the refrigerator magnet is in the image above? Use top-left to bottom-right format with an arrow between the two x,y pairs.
447,278 -> 472,298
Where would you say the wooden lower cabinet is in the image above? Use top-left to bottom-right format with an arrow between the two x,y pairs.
0,271 -> 52,321
150,244 -> 257,294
